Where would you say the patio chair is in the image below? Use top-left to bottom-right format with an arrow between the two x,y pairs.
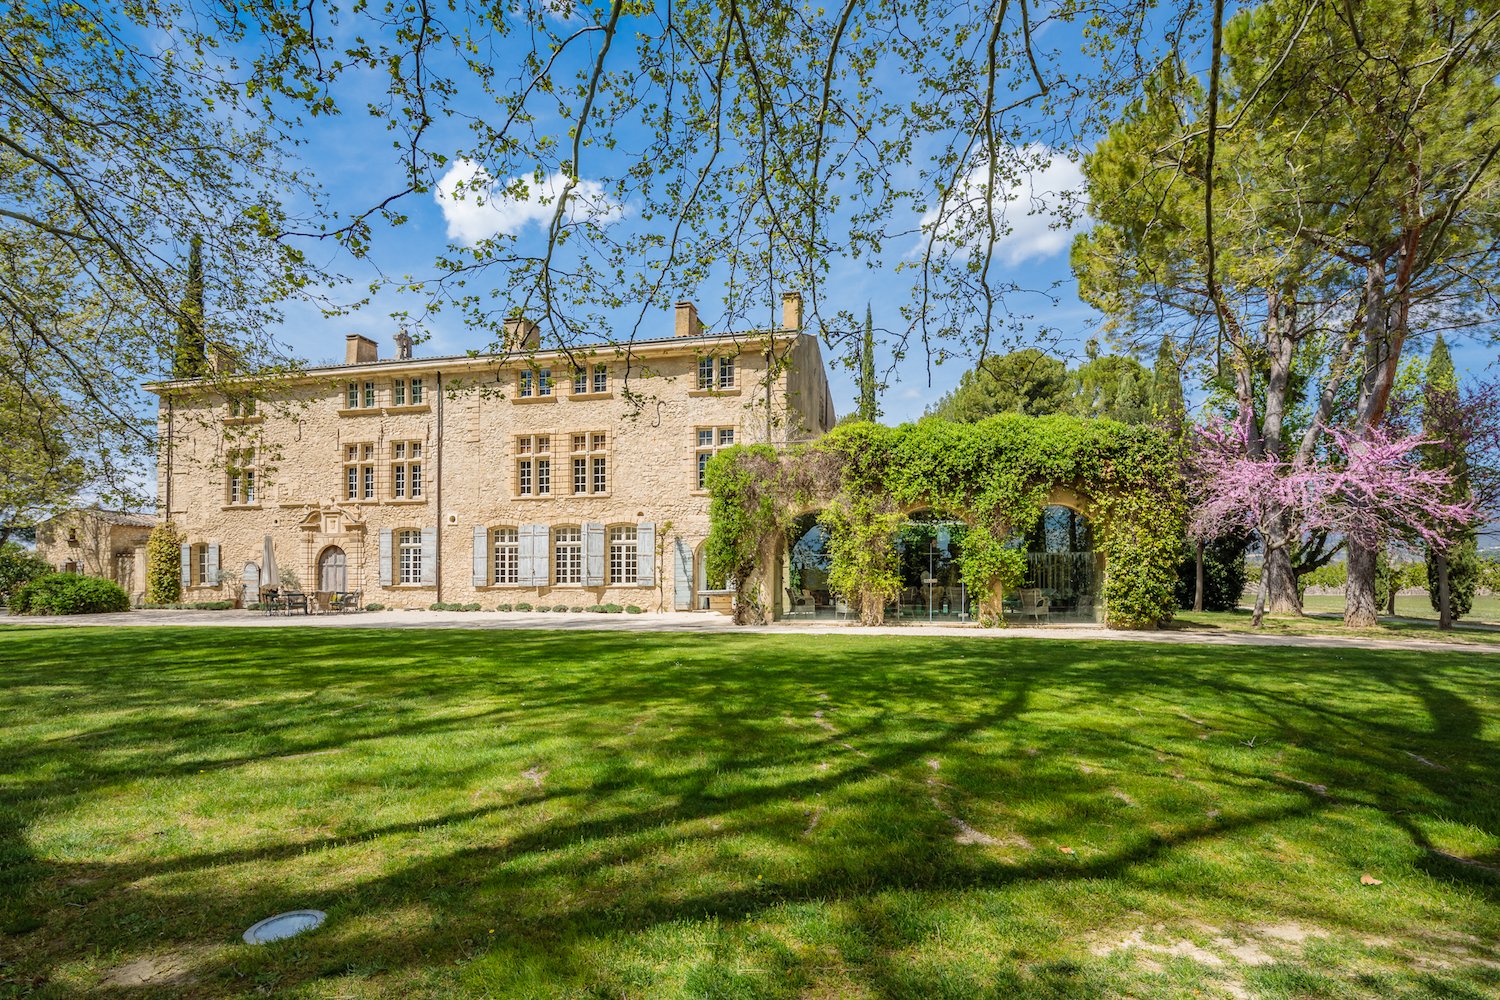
283,591 -> 310,615
786,588 -> 815,617
331,590 -> 362,613
1016,589 -> 1050,624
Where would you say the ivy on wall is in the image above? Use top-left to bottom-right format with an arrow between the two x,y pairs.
146,521 -> 184,605
705,414 -> 1187,628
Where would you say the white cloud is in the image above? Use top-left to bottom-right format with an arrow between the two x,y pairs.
918,145 -> 1089,265
434,158 -> 625,246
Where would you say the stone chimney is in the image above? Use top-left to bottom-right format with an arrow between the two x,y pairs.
781,291 -> 803,332
503,316 -> 541,352
345,334 -> 378,365
675,301 -> 703,338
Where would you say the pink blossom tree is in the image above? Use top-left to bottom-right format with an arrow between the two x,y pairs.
1190,418 -> 1475,628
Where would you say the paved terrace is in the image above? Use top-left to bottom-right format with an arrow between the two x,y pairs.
3,608 -> 1496,654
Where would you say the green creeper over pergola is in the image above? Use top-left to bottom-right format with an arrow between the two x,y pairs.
704,415 -> 1187,628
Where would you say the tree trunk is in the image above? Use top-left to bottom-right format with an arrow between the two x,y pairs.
1385,576 -> 1396,617
1344,539 -> 1380,628
1436,550 -> 1452,631
1193,538 -> 1205,612
1251,562 -> 1269,628
1263,543 -> 1301,614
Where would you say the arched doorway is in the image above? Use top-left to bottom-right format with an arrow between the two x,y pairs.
1017,505 -> 1100,623
317,546 -> 347,592
783,512 -> 835,618
893,513 -> 972,622
242,562 -> 261,605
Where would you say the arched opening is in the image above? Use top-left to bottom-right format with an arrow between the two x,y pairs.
783,512 -> 835,618
242,561 -> 261,604
1013,504 -> 1101,623
317,545 -> 347,592
893,512 -> 973,622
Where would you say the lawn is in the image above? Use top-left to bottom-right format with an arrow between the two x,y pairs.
1,627 -> 1498,999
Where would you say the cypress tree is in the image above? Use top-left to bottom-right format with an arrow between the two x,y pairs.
1149,334 -> 1186,434
1422,334 -> 1477,625
857,303 -> 880,422
173,234 -> 206,378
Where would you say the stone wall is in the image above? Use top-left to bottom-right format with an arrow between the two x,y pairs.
154,327 -> 835,611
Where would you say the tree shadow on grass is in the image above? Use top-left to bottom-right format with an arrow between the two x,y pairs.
1,628 -> 1498,996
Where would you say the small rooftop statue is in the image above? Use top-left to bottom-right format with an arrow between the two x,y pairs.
394,329 -> 413,360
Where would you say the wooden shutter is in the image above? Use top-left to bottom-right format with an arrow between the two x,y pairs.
472,525 -> 487,587
673,537 -> 693,610
521,524 -> 549,585
179,543 -> 191,588
206,544 -> 220,583
583,522 -> 605,586
636,522 -> 655,586
420,527 -> 436,586
378,529 -> 393,587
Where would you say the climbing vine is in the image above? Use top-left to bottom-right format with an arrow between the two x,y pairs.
705,414 -> 1186,628
146,521 -> 184,605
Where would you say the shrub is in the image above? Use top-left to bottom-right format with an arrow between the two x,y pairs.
0,544 -> 51,606
463,602 -> 482,612
603,603 -> 624,613
365,603 -> 385,611
587,604 -> 607,613
1174,534 -> 1250,612
625,605 -> 644,614
13,574 -> 130,615
534,604 -> 551,612
145,521 -> 184,605
495,603 -> 513,612
569,606 -> 584,613
515,602 -> 533,611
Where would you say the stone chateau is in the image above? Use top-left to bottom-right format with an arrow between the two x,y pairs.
148,293 -> 834,610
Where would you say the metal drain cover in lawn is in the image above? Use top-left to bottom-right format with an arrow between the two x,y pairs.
243,909 -> 326,945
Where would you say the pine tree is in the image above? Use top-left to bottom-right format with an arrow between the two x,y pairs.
173,235 -> 206,378
857,303 -> 880,422
1422,334 -> 1477,626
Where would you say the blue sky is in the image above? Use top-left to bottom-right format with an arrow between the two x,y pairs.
261,4 -> 1495,427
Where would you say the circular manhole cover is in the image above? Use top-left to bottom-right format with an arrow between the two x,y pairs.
242,909 -> 326,945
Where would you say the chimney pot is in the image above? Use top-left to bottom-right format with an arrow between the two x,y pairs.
345,334 -> 378,365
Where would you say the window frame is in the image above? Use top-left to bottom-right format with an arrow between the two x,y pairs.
397,528 -> 423,584
553,526 -> 583,585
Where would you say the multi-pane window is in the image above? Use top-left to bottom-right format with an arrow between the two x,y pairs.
227,448 -> 256,505
398,529 -> 422,584
227,396 -> 256,417
392,377 -> 425,405
554,527 -> 582,584
344,443 -> 376,500
491,527 -> 519,585
516,435 -> 552,497
194,544 -> 210,586
570,432 -> 608,494
345,381 -> 377,408
391,441 -> 424,499
696,426 -> 736,489
572,364 -> 609,394
608,525 -> 638,584
519,368 -> 553,398
697,356 -> 736,390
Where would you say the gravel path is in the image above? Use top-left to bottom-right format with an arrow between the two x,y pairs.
4,608 -> 1496,654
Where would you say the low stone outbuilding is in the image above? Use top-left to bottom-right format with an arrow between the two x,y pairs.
33,509 -> 155,603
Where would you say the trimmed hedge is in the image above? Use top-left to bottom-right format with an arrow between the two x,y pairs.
12,574 -> 130,615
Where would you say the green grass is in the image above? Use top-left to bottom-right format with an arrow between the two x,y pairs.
1,627 -> 1498,999
1295,592 -> 1500,625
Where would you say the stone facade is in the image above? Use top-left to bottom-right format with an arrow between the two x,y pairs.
148,294 -> 835,611
33,509 -> 154,602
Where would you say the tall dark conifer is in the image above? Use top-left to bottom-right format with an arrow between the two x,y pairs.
1422,334 -> 1477,627
173,235 -> 206,378
857,303 -> 880,422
